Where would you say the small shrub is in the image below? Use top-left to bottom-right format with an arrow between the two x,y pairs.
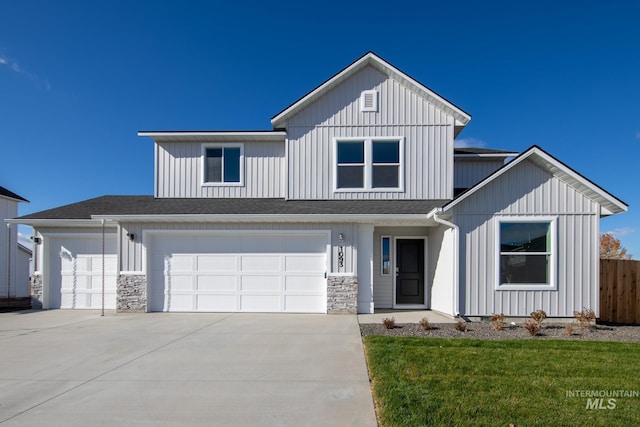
524,319 -> 542,336
489,313 -> 506,331
455,320 -> 468,332
564,324 -> 575,336
530,310 -> 547,326
419,317 -> 431,331
382,317 -> 396,329
574,308 -> 596,331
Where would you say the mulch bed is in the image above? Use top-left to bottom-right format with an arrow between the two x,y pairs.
360,321 -> 640,342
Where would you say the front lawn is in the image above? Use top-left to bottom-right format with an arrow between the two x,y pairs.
364,336 -> 640,427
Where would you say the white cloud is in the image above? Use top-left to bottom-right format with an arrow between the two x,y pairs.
635,131 -> 640,140
454,137 -> 487,148
0,54 -> 50,90
606,227 -> 636,238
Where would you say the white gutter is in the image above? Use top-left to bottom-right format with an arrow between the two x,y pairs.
5,219 -> 118,228
90,213 -> 435,224
431,210 -> 460,317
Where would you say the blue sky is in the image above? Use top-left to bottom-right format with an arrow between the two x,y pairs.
1,0 -> 638,257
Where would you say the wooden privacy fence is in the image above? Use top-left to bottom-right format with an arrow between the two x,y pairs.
600,259 -> 640,324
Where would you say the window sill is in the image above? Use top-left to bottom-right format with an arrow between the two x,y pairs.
334,188 -> 404,193
202,182 -> 244,187
496,284 -> 557,291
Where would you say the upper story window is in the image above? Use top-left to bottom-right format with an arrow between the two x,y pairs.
202,144 -> 243,186
496,217 -> 557,291
335,138 -> 403,191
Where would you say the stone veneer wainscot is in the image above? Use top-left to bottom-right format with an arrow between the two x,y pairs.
30,274 -> 43,309
327,275 -> 358,314
117,274 -> 147,312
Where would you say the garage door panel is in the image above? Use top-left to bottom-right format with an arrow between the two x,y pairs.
167,275 -> 193,290
285,276 -> 326,292
168,255 -> 194,271
197,294 -> 237,311
240,256 -> 281,272
241,294 -> 280,312
241,275 -> 281,291
197,275 -> 237,291
196,255 -> 237,271
285,255 -> 325,272
166,294 -> 194,311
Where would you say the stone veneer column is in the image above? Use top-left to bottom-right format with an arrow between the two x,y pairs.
117,274 -> 147,312
30,274 -> 43,309
327,275 -> 358,314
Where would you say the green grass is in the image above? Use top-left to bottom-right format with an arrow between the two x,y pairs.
364,336 -> 640,427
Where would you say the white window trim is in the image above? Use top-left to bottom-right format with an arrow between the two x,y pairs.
381,235 -> 392,276
201,143 -> 244,187
495,216 -> 558,291
333,137 -> 405,192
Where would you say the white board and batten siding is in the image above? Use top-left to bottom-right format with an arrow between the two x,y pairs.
155,141 -> 284,198
451,160 -> 600,317
283,65 -> 456,200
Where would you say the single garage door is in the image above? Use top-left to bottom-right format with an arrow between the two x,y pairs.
148,232 -> 328,313
48,236 -> 117,309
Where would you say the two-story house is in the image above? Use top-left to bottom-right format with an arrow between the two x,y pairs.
12,52 -> 627,318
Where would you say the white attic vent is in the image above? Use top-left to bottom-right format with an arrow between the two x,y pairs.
360,90 -> 378,112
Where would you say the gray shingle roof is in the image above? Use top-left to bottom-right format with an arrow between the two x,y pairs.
0,186 -> 28,202
16,196 -> 448,220
454,147 -> 517,155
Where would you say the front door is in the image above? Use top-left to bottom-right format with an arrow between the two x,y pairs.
396,239 -> 424,305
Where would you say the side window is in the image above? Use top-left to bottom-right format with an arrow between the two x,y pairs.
497,218 -> 556,290
203,144 -> 243,185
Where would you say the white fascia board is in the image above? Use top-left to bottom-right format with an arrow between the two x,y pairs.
444,146 -> 628,215
454,153 -> 518,159
5,218 -> 118,228
138,131 -> 287,143
91,213 -> 435,225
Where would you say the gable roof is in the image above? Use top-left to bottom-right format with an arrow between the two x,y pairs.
443,145 -> 628,217
271,52 -> 471,131
0,185 -> 28,202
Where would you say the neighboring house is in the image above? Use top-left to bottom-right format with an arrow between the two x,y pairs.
1,186 -> 29,299
11,52 -> 628,317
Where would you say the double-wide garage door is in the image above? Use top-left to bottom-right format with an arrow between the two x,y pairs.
148,232 -> 328,313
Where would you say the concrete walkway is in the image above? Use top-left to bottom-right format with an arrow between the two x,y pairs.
0,310 -> 377,427
358,309 -> 456,324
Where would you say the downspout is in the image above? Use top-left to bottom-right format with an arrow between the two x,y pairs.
432,211 -> 460,317
101,219 -> 105,317
6,223 -> 11,299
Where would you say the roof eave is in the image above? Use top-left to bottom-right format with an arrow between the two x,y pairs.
443,146 -> 628,216
90,213 -> 437,225
5,218 -> 118,228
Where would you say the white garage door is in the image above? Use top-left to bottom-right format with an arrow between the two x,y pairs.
48,236 -> 117,309
148,232 -> 328,313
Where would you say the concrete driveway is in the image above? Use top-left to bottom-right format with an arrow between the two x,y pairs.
0,310 -> 377,426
